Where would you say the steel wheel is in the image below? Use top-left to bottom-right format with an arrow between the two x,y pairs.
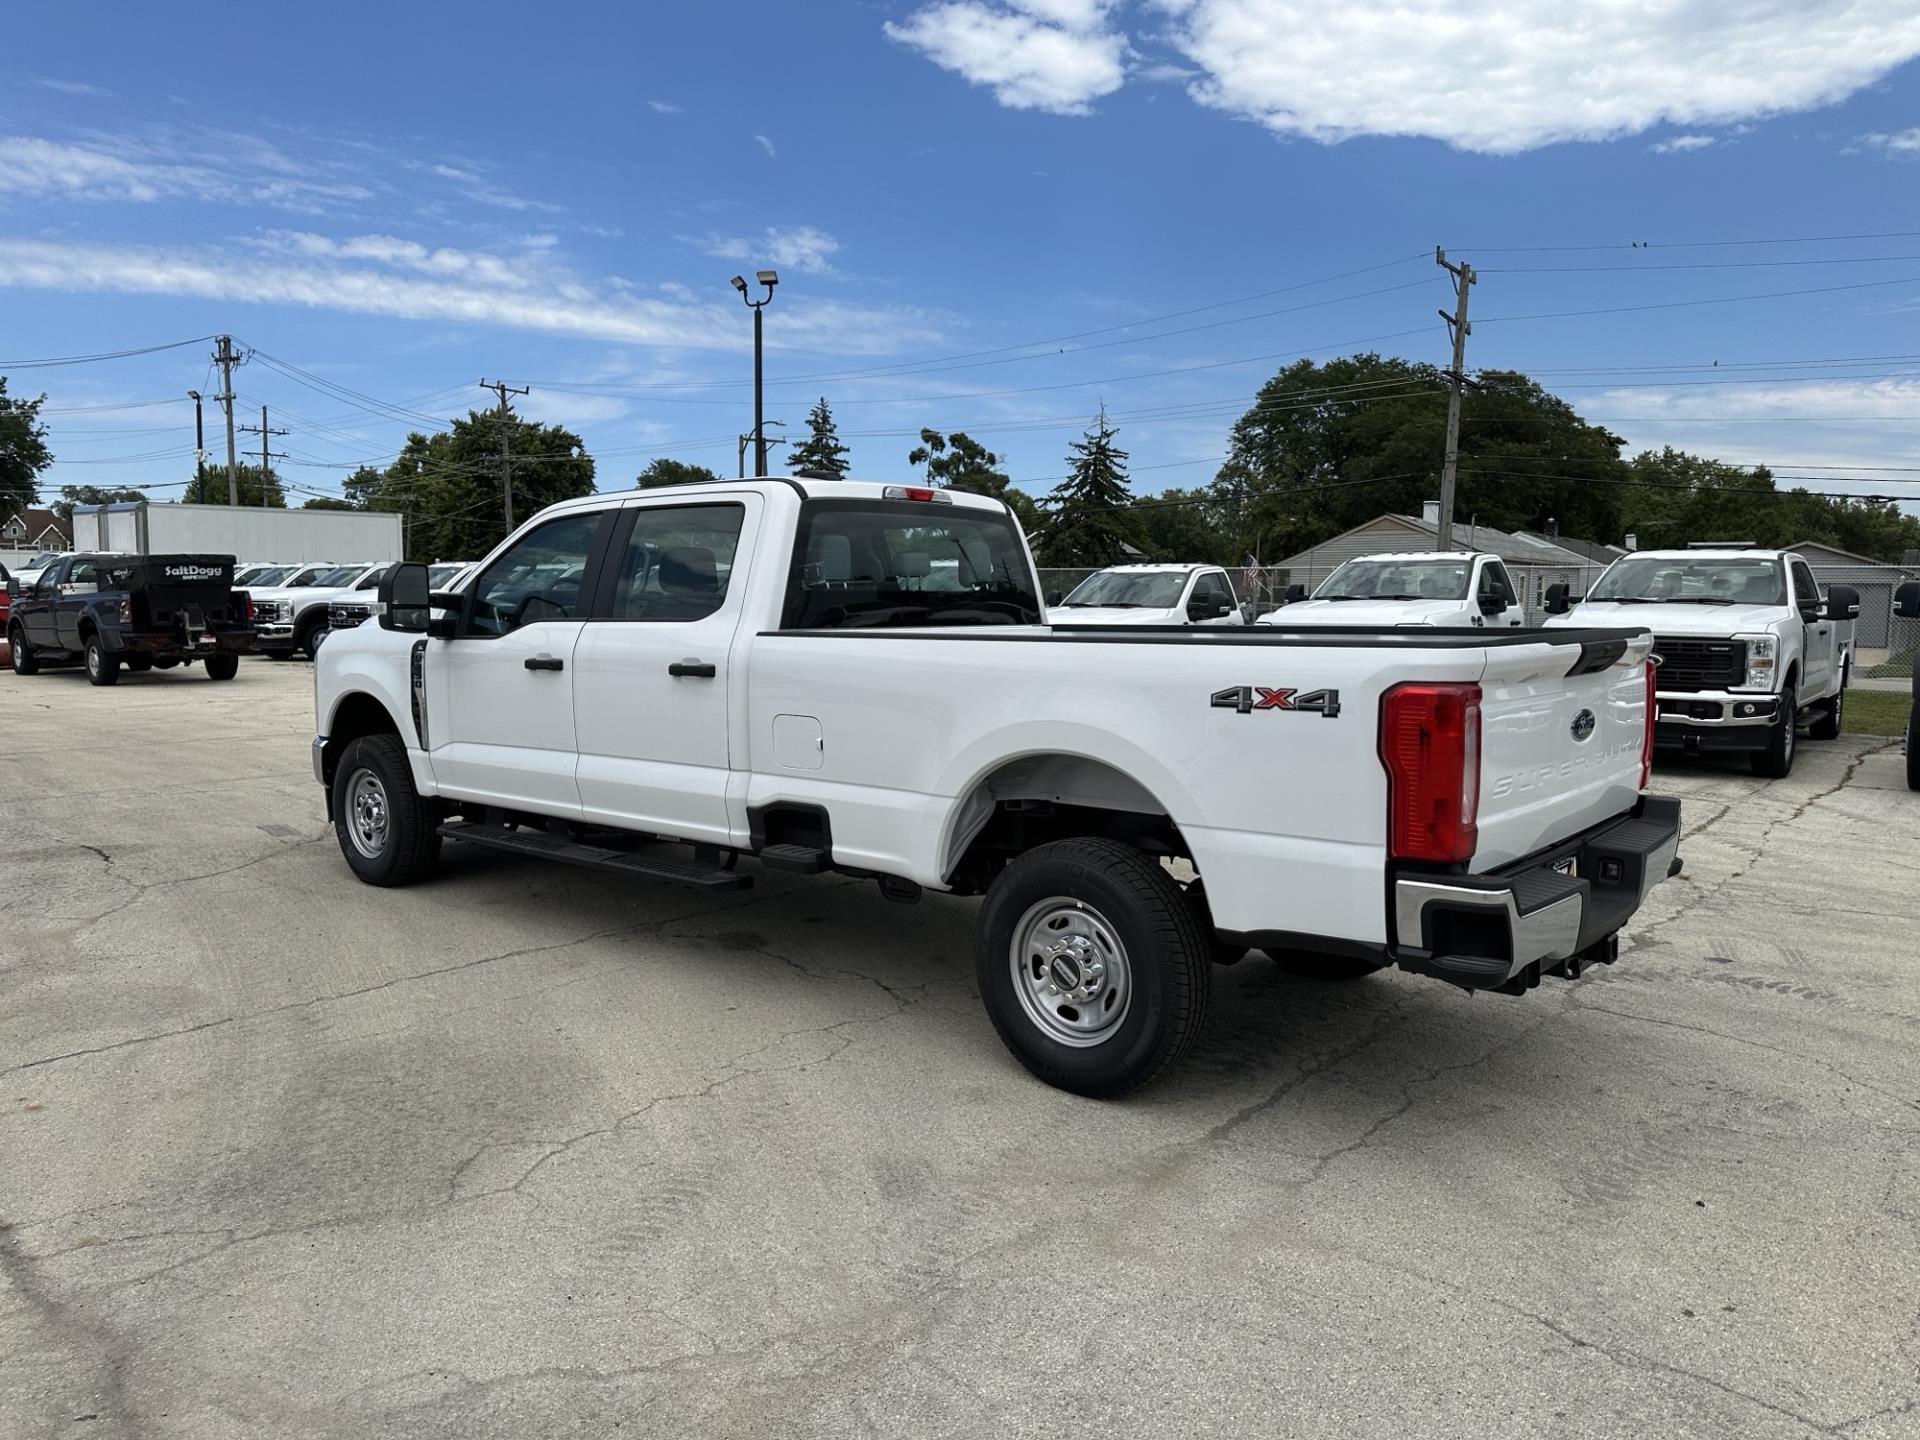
1009,897 -> 1133,1047
344,767 -> 391,860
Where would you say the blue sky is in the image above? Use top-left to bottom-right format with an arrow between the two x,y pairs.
4,1 -> 1920,526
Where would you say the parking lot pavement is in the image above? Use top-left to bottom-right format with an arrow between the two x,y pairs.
2,660 -> 1916,1440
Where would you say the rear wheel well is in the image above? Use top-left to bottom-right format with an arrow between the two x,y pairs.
945,754 -> 1192,896
322,693 -> 403,792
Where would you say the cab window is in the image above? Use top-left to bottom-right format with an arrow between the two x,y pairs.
605,504 -> 745,622
467,512 -> 604,637
1791,560 -> 1822,610
1190,571 -> 1233,613
783,499 -> 1041,629
1477,562 -> 1515,605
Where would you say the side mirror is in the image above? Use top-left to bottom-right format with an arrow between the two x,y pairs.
1046,589 -> 1063,607
1284,583 -> 1307,605
1825,584 -> 1860,621
1543,583 -> 1571,615
1896,581 -> 1920,620
1478,592 -> 1508,615
1211,600 -> 1234,618
377,562 -> 431,633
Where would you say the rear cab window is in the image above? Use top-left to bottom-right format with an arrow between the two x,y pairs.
782,498 -> 1042,629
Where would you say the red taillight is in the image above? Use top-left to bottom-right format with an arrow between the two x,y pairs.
1640,659 -> 1656,789
242,591 -> 255,621
118,596 -> 132,624
1379,681 -> 1482,863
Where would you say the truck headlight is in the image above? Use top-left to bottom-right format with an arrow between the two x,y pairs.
1733,633 -> 1777,692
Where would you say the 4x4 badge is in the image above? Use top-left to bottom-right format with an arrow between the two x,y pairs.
1211,686 -> 1341,718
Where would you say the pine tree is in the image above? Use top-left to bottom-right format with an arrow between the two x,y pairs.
1042,408 -> 1139,566
787,396 -> 851,478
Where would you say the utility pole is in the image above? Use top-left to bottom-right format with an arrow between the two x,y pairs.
213,335 -> 243,506
1435,247 -> 1476,553
478,378 -> 530,532
238,405 -> 289,506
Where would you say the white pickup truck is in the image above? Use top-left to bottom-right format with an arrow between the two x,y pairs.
312,478 -> 1681,1096
1047,564 -> 1246,625
1257,551 -> 1525,629
1543,548 -> 1859,778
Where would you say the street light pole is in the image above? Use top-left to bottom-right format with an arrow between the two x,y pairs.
731,270 -> 778,475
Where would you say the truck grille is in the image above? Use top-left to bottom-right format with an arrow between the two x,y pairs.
1652,636 -> 1747,692
255,599 -> 290,623
330,603 -> 374,630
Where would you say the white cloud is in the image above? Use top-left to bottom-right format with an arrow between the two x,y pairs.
1651,134 -> 1718,154
0,235 -> 943,355
648,100 -> 681,114
431,163 -> 481,183
1862,127 -> 1920,155
1596,376 -> 1920,425
884,1 -> 1127,115
40,78 -> 111,97
887,1 -> 1920,151
754,134 -> 777,159
520,390 -> 632,427
1155,0 -> 1920,153
699,224 -> 841,275
0,132 -> 370,210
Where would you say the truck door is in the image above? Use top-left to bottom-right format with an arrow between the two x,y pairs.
424,509 -> 610,817
1791,557 -> 1835,698
25,566 -> 63,649
570,496 -> 758,847
57,558 -> 103,649
1476,560 -> 1523,627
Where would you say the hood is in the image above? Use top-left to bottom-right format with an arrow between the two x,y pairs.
1048,605 -> 1185,626
1545,600 -> 1784,636
1259,597 -> 1461,627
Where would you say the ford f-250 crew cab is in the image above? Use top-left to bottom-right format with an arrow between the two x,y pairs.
9,552 -> 253,684
313,478 -> 1681,1096
1257,551 -> 1525,629
1543,548 -> 1859,779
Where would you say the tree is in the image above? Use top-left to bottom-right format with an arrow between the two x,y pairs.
347,408 -> 596,560
54,484 -> 145,522
636,458 -> 724,488
786,397 -> 851,478
907,428 -> 1012,499
1,377 -> 52,524
184,461 -> 286,507
1042,409 -> 1140,566
1130,486 -> 1233,563
1212,354 -> 1627,558
302,496 -> 361,511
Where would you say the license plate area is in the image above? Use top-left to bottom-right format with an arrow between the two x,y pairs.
1553,857 -> 1577,879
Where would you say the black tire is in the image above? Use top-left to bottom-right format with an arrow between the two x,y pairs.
125,654 -> 154,673
8,624 -> 38,676
204,652 -> 239,681
266,650 -> 290,661
1263,948 -> 1387,981
152,657 -> 179,669
977,837 -> 1212,1097
1809,667 -> 1844,740
1750,680 -> 1797,778
296,615 -> 326,661
332,733 -> 441,886
1906,708 -> 1919,793
83,635 -> 120,687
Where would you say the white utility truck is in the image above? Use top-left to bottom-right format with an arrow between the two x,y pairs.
1048,564 -> 1246,625
1257,551 -> 1525,629
313,478 -> 1681,1096
1544,548 -> 1858,778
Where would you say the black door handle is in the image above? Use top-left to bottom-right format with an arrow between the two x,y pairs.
668,660 -> 716,678
524,655 -> 564,672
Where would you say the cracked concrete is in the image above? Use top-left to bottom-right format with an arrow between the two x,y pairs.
4,661 -> 1918,1439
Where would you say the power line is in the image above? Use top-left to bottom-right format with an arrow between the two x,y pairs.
0,336 -> 214,369
1480,273 -> 1920,323
1453,229 -> 1920,254
1482,254 -> 1920,274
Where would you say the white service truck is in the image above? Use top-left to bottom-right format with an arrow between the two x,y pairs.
1543,548 -> 1859,778
1047,564 -> 1246,625
1256,551 -> 1525,628
313,478 -> 1681,1096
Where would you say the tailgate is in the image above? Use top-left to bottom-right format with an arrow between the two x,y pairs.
1473,635 -> 1653,870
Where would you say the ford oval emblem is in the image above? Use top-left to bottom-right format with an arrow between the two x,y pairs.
1570,708 -> 1597,742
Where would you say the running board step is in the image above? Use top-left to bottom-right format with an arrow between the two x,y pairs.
758,842 -> 830,874
437,821 -> 752,890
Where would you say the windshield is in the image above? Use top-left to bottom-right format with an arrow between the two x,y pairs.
248,566 -> 292,585
1060,571 -> 1186,608
352,565 -> 391,590
304,565 -> 362,588
1314,558 -> 1470,601
428,563 -> 465,587
1588,556 -> 1786,606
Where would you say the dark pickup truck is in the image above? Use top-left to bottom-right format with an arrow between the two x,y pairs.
7,553 -> 254,685
1898,581 -> 1919,792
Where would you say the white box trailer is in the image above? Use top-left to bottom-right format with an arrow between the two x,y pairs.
71,501 -> 403,565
